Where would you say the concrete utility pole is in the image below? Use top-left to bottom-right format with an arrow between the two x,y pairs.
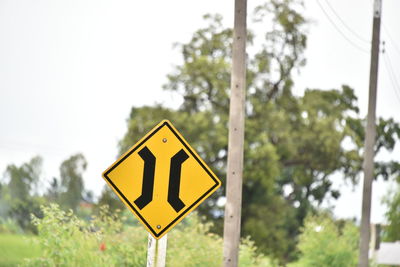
222,0 -> 247,266
358,0 -> 382,266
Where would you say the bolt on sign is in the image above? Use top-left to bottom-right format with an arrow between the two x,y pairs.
102,120 -> 221,239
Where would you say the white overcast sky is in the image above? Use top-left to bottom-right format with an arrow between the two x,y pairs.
0,0 -> 399,223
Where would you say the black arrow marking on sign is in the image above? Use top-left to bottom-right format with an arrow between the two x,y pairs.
134,146 -> 156,210
168,149 -> 189,212
134,146 -> 189,212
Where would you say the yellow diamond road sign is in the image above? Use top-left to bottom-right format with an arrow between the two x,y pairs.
102,120 -> 221,239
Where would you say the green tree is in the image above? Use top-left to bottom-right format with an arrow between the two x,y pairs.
96,186 -> 124,213
0,183 -> 8,218
45,177 -> 61,203
58,153 -> 87,212
1,156 -> 45,231
5,156 -> 42,201
118,0 -> 400,262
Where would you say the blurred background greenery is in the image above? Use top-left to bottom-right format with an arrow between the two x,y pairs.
1,0 -> 400,266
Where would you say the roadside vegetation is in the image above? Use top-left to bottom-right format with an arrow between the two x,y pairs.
1,0 -> 400,265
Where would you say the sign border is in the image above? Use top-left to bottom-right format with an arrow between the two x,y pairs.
102,120 -> 221,238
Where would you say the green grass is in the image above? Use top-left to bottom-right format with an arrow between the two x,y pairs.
0,234 -> 41,267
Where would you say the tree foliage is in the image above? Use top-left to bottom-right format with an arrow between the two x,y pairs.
58,153 -> 87,212
96,186 -> 124,213
118,0 -> 400,262
4,156 -> 42,201
1,156 -> 44,232
0,153 -> 91,231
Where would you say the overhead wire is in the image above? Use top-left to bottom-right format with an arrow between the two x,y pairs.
323,0 -> 371,44
383,50 -> 400,91
318,0 -> 400,106
316,0 -> 370,54
382,24 -> 400,58
0,140 -> 68,156
382,49 -> 400,104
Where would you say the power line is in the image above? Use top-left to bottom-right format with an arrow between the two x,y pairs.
316,0 -> 370,54
382,24 -> 400,57
382,51 -> 400,104
324,0 -> 371,44
0,140 -> 69,156
383,51 -> 400,91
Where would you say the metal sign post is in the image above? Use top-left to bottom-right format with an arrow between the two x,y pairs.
147,234 -> 168,267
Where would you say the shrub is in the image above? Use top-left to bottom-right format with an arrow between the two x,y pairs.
23,204 -> 274,266
289,214 -> 359,267
382,183 -> 400,242
167,215 -> 276,266
23,204 -> 147,266
0,217 -> 23,234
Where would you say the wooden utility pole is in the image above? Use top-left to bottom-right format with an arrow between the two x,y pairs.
358,0 -> 382,266
223,0 -> 247,266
